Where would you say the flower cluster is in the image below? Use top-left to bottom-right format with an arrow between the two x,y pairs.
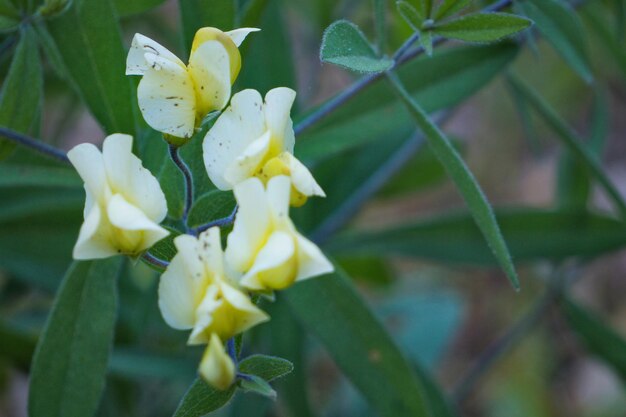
68,27 -> 333,391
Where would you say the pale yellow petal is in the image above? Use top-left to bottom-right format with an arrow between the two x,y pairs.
281,152 -> 326,198
126,33 -> 185,75
137,54 -> 196,139
240,231 -> 297,291
187,40 -> 231,116
67,142 -> 107,202
225,178 -> 271,272
295,234 -> 334,282
101,134 -> 167,222
223,130 -> 271,186
73,203 -> 116,260
225,28 -> 260,47
264,87 -> 296,152
203,89 -> 266,189
199,334 -> 235,391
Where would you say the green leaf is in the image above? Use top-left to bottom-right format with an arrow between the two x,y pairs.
32,21 -> 71,81
173,379 -> 236,417
0,188 -> 82,290
179,0 -> 237,55
397,1 -> 423,30
0,164 -> 80,187
519,0 -> 593,83
320,20 -> 393,73
114,0 -> 166,16
237,0 -> 296,92
434,0 -> 472,21
46,0 -> 137,135
582,6 -> 626,80
325,208 -> 626,266
372,0 -> 386,53
0,27 -> 43,160
285,268 -> 431,417
173,353 -> 291,416
0,14 -> 18,31
432,12 -> 532,43
387,73 -> 519,289
562,297 -> 626,383
298,43 -> 518,163
420,29 -> 433,55
29,259 -> 122,417
416,0 -> 433,19
507,74 -> 626,218
186,190 -> 236,229
238,375 -> 276,399
238,354 -> 294,381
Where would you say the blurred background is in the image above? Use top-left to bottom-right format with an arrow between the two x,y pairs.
1,0 -> 626,416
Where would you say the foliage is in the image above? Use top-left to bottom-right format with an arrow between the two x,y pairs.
1,0 -> 626,416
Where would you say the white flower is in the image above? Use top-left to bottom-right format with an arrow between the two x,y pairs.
67,134 -> 168,259
126,27 -> 258,140
226,176 -> 333,292
203,88 -> 324,206
158,227 -> 268,344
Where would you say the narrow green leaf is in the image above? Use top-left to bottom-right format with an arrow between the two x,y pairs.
238,375 -> 277,399
298,43 -> 518,163
114,0 -> 166,16
397,0 -> 423,31
414,363 -> 460,417
417,0 -> 432,18
0,164 -> 80,187
372,0 -> 386,53
519,0 -> 593,83
237,0 -> 296,93
186,190 -> 236,229
238,354 -> 294,381
179,0 -> 237,55
285,268 -> 431,417
432,12 -> 532,43
387,73 -> 519,289
583,6 -> 626,80
325,208 -> 626,266
562,297 -> 626,383
434,0 -> 472,21
320,20 -> 393,73
46,0 -> 136,135
508,74 -> 626,218
0,14 -> 18,31
32,21 -> 71,81
0,27 -> 43,160
420,29 -> 433,55
29,259 -> 122,417
173,379 -> 236,417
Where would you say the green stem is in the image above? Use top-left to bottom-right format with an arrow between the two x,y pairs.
507,73 -> 626,219
386,71 -> 519,290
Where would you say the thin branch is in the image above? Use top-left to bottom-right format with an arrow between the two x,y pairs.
0,126 -> 69,164
451,274 -> 566,403
294,0 -> 513,136
141,252 -> 170,270
311,112 -> 453,244
168,144 -> 194,224
191,205 -> 238,236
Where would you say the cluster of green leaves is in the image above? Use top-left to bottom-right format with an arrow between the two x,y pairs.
2,0 -> 626,416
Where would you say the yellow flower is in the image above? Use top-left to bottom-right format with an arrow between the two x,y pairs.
67,134 -> 169,259
158,227 -> 268,344
199,334 -> 235,391
203,88 -> 324,206
226,176 -> 334,292
126,27 -> 258,141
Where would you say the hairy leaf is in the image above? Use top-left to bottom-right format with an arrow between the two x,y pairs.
433,12 -> 532,43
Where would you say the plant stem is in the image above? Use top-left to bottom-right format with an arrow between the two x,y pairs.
191,205 -> 238,236
226,338 -> 237,363
168,144 -> 194,225
0,126 -> 69,164
507,73 -> 626,219
141,252 -> 170,270
451,285 -> 561,403
294,0 -> 514,136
